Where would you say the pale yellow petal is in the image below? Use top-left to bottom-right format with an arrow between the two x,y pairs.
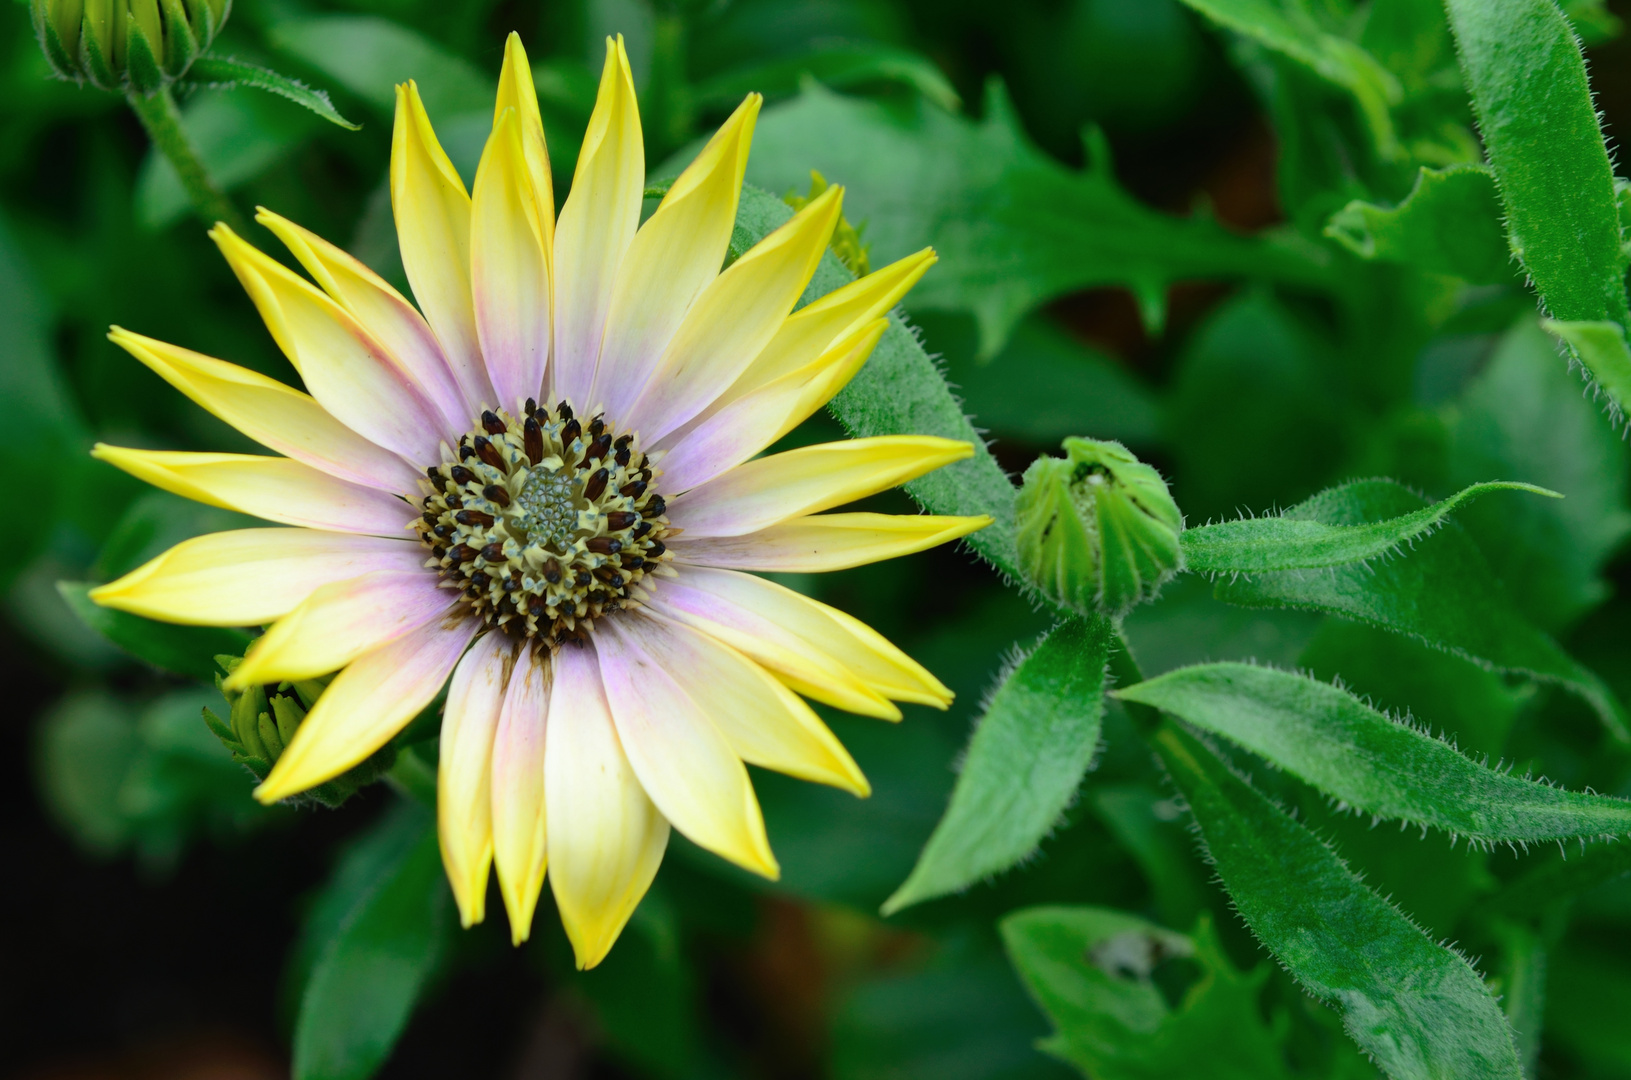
546,639 -> 668,969
255,210 -> 468,431
225,569 -> 457,688
590,94 -> 761,422
551,36 -> 642,407
667,436 -> 974,538
662,565 -> 952,709
392,81 -> 494,412
107,328 -> 421,494
490,647 -> 551,943
256,617 -> 479,802
595,614 -> 778,879
493,32 -> 555,259
648,575 -> 899,720
669,512 -> 991,573
88,529 -> 423,626
630,185 -> 841,442
92,446 -> 414,536
658,318 -> 886,494
636,612 -> 869,794
211,224 -> 451,462
439,631 -> 512,927
716,248 -> 936,407
471,107 -> 550,413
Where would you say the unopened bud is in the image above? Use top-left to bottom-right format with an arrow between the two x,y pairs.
1015,437 -> 1183,617
202,650 -> 393,809
32,0 -> 230,94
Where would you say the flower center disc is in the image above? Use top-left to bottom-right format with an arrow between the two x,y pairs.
413,400 -> 671,644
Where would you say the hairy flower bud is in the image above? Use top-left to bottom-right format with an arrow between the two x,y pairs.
203,653 -> 393,808
1015,437 -> 1183,617
32,0 -> 230,94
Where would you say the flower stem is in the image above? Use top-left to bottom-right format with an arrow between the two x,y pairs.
125,86 -> 250,233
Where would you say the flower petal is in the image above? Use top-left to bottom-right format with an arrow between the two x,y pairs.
658,318 -> 885,494
590,94 -> 761,423
595,613 -> 778,878
256,210 -> 468,434
92,446 -> 414,536
658,565 -> 951,710
212,224 -> 449,462
546,639 -> 669,970
629,185 -> 841,442
637,612 -> 868,792
256,616 -> 479,802
668,512 -> 992,573
490,646 -> 551,943
493,32 -> 555,259
226,569 -> 458,688
647,575 -> 898,720
472,107 -> 551,413
667,436 -> 973,538
88,529 -> 422,626
551,36 -> 642,408
713,248 -> 936,409
107,328 -> 421,494
439,631 -> 511,927
392,81 -> 494,413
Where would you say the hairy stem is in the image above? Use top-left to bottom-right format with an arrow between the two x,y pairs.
125,86 -> 249,233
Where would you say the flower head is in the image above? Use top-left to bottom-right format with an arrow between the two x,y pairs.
34,0 -> 230,93
90,33 -> 988,967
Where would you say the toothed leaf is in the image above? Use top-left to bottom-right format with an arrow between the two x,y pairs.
185,56 -> 362,130
1324,165 -> 1515,284
1153,724 -> 1524,1080
1180,480 -> 1557,574
1121,663 -> 1631,843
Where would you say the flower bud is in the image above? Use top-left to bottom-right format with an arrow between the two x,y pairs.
32,0 -> 230,95
1015,437 -> 1183,617
202,651 -> 394,808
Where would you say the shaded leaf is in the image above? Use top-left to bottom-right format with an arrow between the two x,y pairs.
1212,479 -> 1628,740
186,56 -> 361,130
292,802 -> 451,1080
693,40 -> 961,112
1001,905 -> 1289,1080
1121,663 -> 1631,843
1324,165 -> 1513,283
741,83 -> 1327,357
1153,724 -> 1523,1080
1180,480 -> 1555,574
884,616 -> 1115,914
57,581 -> 252,681
267,15 -> 491,118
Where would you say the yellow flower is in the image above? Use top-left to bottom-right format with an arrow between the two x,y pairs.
89,33 -> 989,968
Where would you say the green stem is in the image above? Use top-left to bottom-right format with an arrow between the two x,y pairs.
125,86 -> 250,233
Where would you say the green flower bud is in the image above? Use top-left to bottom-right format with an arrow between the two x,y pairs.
32,0 -> 230,95
202,651 -> 395,809
1015,437 -> 1184,617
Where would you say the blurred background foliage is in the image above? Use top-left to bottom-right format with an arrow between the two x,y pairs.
9,0 -> 1631,1077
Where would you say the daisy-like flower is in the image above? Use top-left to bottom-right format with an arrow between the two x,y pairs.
89,33 -> 989,967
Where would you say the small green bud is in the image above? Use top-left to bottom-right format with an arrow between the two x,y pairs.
32,0 -> 230,95
1015,437 -> 1184,617
785,170 -> 870,276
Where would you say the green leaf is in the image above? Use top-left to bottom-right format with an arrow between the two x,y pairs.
1090,785 -> 1208,930
292,801 -> 451,1080
267,15 -> 490,118
1152,724 -> 1524,1080
1180,480 -> 1556,574
1443,0 -> 1631,397
57,581 -> 252,681
1324,165 -> 1513,283
1490,922 -> 1546,1078
1474,836 -> 1631,919
883,616 -> 1116,915
1212,479 -> 1628,740
741,83 -> 1327,357
693,41 -> 962,112
1120,663 -> 1631,843
730,183 -> 1022,578
1540,318 -> 1631,415
1444,317 -> 1631,630
1176,0 -> 1402,158
185,56 -> 361,130
1001,906 -> 1290,1080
